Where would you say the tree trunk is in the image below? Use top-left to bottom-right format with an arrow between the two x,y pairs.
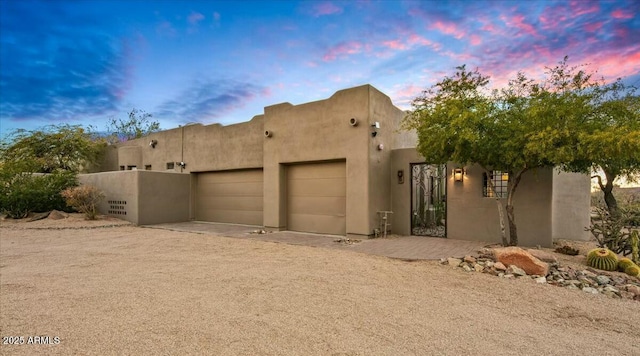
505,168 -> 526,246
603,171 -> 618,217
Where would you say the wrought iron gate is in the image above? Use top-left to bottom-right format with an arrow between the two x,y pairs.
411,164 -> 446,237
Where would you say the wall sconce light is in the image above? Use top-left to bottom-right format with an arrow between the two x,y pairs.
454,168 -> 464,182
149,139 -> 158,148
377,143 -> 384,150
397,170 -> 404,184
371,121 -> 380,137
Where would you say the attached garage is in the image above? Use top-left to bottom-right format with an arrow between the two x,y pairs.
195,169 -> 263,225
287,161 -> 346,235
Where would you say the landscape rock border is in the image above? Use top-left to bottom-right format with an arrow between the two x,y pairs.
441,247 -> 640,302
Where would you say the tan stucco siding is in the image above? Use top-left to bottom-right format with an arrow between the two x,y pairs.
262,85 -> 374,236
447,164 -> 554,247
552,169 -> 591,241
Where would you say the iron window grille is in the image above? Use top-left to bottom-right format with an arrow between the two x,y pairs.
483,170 -> 508,198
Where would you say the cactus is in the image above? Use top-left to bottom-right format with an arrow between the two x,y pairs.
631,230 -> 639,265
618,257 -> 635,272
625,264 -> 640,277
586,248 -> 619,271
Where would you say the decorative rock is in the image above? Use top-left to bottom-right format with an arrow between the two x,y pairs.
625,284 -> 640,296
485,261 -> 495,268
534,276 -> 547,284
462,264 -> 473,272
603,285 -> 619,294
28,211 -> 51,222
526,249 -> 558,264
48,210 -> 68,220
506,265 -> 527,277
474,264 -> 484,272
596,275 -> 611,285
494,262 -> 507,271
582,287 -> 599,294
493,247 -> 550,277
463,255 -> 477,264
447,258 -> 462,267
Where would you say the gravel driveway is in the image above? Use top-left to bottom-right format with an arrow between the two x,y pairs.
1,219 -> 638,355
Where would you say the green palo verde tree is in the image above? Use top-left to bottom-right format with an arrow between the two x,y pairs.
0,124 -> 105,217
403,60 -> 599,246
107,108 -> 160,142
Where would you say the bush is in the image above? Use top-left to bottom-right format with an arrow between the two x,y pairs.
0,170 -> 77,218
60,185 -> 105,220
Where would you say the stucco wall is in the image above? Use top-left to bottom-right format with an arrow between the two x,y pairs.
552,169 -> 591,241
262,85 -> 373,235
447,164 -> 554,247
79,171 -> 190,225
105,117 -> 264,173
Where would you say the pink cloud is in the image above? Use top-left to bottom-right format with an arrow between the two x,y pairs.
569,1 -> 599,16
322,41 -> 363,61
584,21 -> 603,32
612,9 -> 634,19
188,11 -> 205,25
407,34 -> 440,50
312,2 -> 343,17
431,20 -> 465,39
470,34 -> 482,46
503,14 -> 539,37
382,40 -> 407,50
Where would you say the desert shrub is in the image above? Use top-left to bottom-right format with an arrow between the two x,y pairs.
588,207 -> 639,262
60,185 -> 104,220
0,170 -> 77,218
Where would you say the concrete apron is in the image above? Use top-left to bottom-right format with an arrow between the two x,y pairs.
144,221 -> 488,260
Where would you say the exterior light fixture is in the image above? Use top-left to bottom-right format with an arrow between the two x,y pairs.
371,121 -> 380,137
454,168 -> 464,182
349,117 -> 358,126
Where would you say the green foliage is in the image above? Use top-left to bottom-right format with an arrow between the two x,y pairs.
588,207 -> 636,258
107,108 -> 160,142
586,248 -> 619,271
404,56 -> 640,246
0,124 -> 106,174
0,170 -> 77,218
61,185 -> 105,220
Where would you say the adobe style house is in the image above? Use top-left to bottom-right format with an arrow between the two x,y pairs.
83,85 -> 590,247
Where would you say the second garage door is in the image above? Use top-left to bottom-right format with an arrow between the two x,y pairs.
195,169 -> 263,225
287,161 -> 346,235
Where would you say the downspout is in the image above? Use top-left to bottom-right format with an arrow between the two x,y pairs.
181,125 -> 185,173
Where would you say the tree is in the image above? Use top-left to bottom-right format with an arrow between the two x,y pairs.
404,60 -> 605,246
0,124 -> 103,217
0,124 -> 106,173
107,108 -> 160,142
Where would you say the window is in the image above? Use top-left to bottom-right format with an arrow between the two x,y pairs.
483,171 -> 508,198
166,162 -> 175,170
144,165 -> 152,170
127,165 -> 137,170
119,165 -> 125,171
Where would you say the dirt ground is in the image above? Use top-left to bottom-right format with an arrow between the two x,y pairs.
1,215 -> 639,355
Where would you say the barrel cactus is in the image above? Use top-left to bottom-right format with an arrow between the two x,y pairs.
618,258 -> 635,272
586,248 -> 618,271
625,264 -> 640,277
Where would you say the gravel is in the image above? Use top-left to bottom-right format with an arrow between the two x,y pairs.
1,216 -> 639,355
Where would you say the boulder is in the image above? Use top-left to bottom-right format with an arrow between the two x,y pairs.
493,247 -> 550,277
48,210 -> 69,220
526,249 -> 558,264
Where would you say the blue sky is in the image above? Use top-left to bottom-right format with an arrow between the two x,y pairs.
1,0 -> 639,137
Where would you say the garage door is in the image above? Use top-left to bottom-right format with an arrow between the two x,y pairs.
287,161 -> 346,235
195,169 -> 263,225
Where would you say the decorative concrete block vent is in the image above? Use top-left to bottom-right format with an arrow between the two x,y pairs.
107,200 -> 127,216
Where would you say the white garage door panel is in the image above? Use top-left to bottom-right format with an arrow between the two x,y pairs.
287,161 -> 346,235
196,169 -> 263,225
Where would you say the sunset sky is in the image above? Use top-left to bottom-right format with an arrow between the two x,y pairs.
1,0 -> 639,136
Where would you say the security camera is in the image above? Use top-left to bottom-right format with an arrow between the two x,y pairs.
178,162 -> 186,168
